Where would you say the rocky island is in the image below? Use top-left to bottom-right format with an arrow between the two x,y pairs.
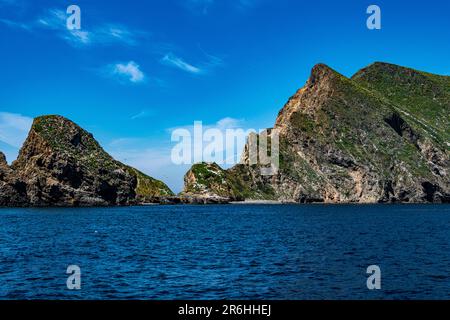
1,62 -> 449,206
0,115 -> 174,207
182,62 -> 449,204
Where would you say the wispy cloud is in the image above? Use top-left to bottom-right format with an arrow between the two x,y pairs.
36,8 -> 66,30
1,8 -> 146,48
199,47 -> 225,69
63,30 -> 92,46
105,61 -> 145,84
161,53 -> 202,74
0,18 -> 32,31
0,112 -> 33,148
37,9 -> 147,47
95,24 -> 146,46
131,109 -> 154,120
161,51 -> 224,75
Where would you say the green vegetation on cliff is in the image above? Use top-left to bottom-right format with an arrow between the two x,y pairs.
127,167 -> 174,198
5,115 -> 173,206
183,162 -> 276,200
352,62 -> 450,149
183,62 -> 449,203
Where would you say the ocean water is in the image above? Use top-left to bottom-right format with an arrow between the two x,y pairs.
0,204 -> 449,300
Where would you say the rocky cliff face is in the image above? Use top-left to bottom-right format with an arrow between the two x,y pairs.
183,62 -> 450,203
0,115 -> 173,207
0,152 -> 28,206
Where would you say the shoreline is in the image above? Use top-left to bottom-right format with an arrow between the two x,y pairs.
1,201 -> 449,209
230,200 -> 285,205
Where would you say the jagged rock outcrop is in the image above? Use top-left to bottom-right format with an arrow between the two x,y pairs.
183,62 -> 450,203
182,162 -> 245,201
0,115 -> 173,207
182,162 -> 277,201
0,152 -> 28,206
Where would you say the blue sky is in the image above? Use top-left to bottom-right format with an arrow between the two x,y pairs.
0,0 -> 449,192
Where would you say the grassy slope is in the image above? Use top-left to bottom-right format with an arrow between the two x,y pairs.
184,162 -> 276,200
352,62 -> 450,150
185,63 -> 449,201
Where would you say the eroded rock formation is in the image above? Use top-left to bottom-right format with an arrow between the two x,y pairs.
0,115 -> 173,207
183,62 -> 450,203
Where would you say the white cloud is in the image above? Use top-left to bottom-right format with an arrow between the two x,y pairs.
0,112 -> 33,148
108,61 -> 145,84
1,8 -> 146,48
37,8 -> 66,29
161,53 -> 202,74
216,117 -> 244,130
131,109 -> 154,120
161,50 -> 224,75
95,24 -> 145,46
33,9 -> 94,46
102,62 -> 168,86
0,18 -> 32,31
39,9 -> 147,47
63,29 -> 92,45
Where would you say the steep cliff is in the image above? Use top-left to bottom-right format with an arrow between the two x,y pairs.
183,62 -> 450,203
0,115 -> 173,206
0,152 -> 28,206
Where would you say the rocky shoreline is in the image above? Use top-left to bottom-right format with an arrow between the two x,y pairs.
142,195 -> 231,205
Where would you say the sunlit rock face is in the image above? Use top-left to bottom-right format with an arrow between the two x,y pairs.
183,62 -> 450,204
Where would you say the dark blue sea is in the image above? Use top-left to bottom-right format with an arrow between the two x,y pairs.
0,204 -> 449,300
